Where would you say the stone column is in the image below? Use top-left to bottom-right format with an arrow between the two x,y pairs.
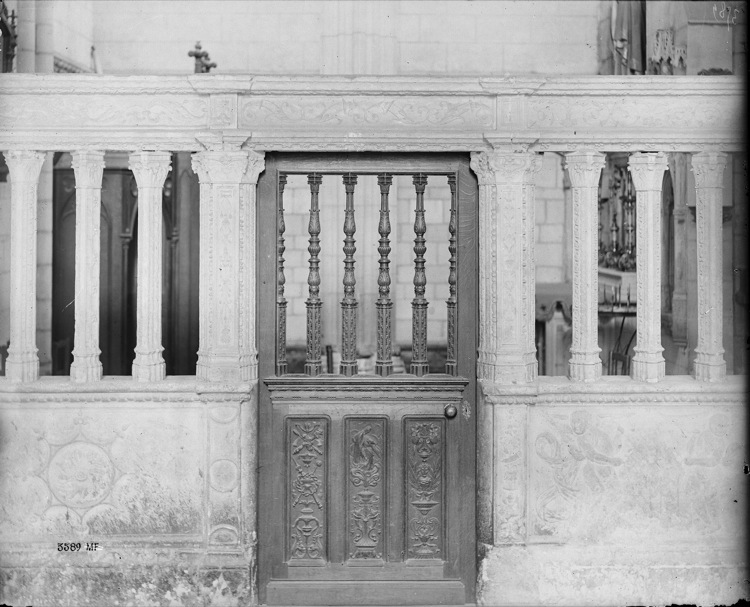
564,151 -> 606,381
691,152 -> 728,381
70,151 -> 105,382
192,149 -> 264,382
471,150 -> 540,384
628,152 -> 669,382
5,151 -> 46,382
129,152 -> 171,382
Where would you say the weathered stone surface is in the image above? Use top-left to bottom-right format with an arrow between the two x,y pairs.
0,404 -> 204,539
479,544 -> 748,607
0,563 -> 250,607
0,385 -> 255,606
528,404 -> 746,544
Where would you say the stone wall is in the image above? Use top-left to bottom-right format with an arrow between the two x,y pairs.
91,0 -> 601,76
0,380 -> 256,606
478,377 -> 748,606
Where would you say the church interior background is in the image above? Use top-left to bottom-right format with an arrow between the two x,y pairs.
0,1 -> 746,605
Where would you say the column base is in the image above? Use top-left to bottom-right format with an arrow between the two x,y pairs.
5,356 -> 39,383
70,359 -> 103,383
478,360 -> 536,384
693,353 -> 726,382
568,361 -> 603,382
197,357 -> 255,382
132,355 -> 166,382
630,355 -> 665,383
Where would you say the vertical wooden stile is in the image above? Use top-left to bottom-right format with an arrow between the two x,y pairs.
375,173 -> 393,376
411,173 -> 429,376
276,174 -> 288,375
340,173 -> 359,376
446,175 -> 458,375
305,173 -> 323,376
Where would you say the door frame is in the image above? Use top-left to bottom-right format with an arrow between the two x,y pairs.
256,152 -> 478,605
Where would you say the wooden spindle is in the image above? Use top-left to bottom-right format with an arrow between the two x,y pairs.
375,173 -> 394,376
340,173 -> 359,376
276,174 -> 288,375
411,174 -> 429,376
446,174 -> 457,375
305,173 -> 323,376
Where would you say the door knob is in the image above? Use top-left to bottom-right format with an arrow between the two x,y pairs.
444,404 -> 458,419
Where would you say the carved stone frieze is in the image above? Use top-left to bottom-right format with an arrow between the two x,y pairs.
69,151 -> 106,383
691,152 -> 728,381
628,153 -> 669,382
0,75 -> 742,152
239,96 -> 495,130
564,151 -> 606,381
4,151 -> 46,383
129,152 -> 172,382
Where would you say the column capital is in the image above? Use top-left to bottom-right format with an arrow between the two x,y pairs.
691,152 -> 728,189
470,150 -> 540,185
4,151 -> 45,183
192,150 -> 250,184
128,151 -> 171,189
71,151 -> 105,189
241,150 -> 266,185
628,152 -> 669,191
563,150 -> 606,188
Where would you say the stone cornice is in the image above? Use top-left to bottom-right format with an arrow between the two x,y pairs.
0,74 -> 742,152
479,375 -> 746,404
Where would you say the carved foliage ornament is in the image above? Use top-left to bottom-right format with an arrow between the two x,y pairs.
406,420 -> 443,559
70,151 -> 105,188
691,152 -> 728,190
348,419 -> 385,560
289,419 -> 326,561
128,152 -> 172,189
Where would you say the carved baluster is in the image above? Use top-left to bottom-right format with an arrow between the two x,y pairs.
565,151 -> 606,381
305,174 -> 324,376
70,151 -> 106,382
446,175 -> 458,375
340,173 -> 359,376
411,174 -> 429,376
129,152 -> 171,382
4,151 -> 45,382
628,152 -> 668,382
375,173 -> 393,376
276,174 -> 288,375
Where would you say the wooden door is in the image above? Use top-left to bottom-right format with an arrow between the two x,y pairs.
52,153 -> 200,376
258,154 -> 477,606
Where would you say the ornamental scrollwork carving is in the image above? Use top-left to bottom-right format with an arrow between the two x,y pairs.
405,420 -> 443,559
289,420 -> 326,561
347,420 -> 385,560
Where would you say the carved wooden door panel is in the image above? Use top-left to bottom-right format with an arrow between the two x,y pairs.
257,154 -> 477,606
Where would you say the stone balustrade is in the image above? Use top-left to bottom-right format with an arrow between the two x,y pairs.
0,74 -> 745,607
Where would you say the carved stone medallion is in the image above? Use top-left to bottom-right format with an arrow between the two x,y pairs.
48,442 -> 114,509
